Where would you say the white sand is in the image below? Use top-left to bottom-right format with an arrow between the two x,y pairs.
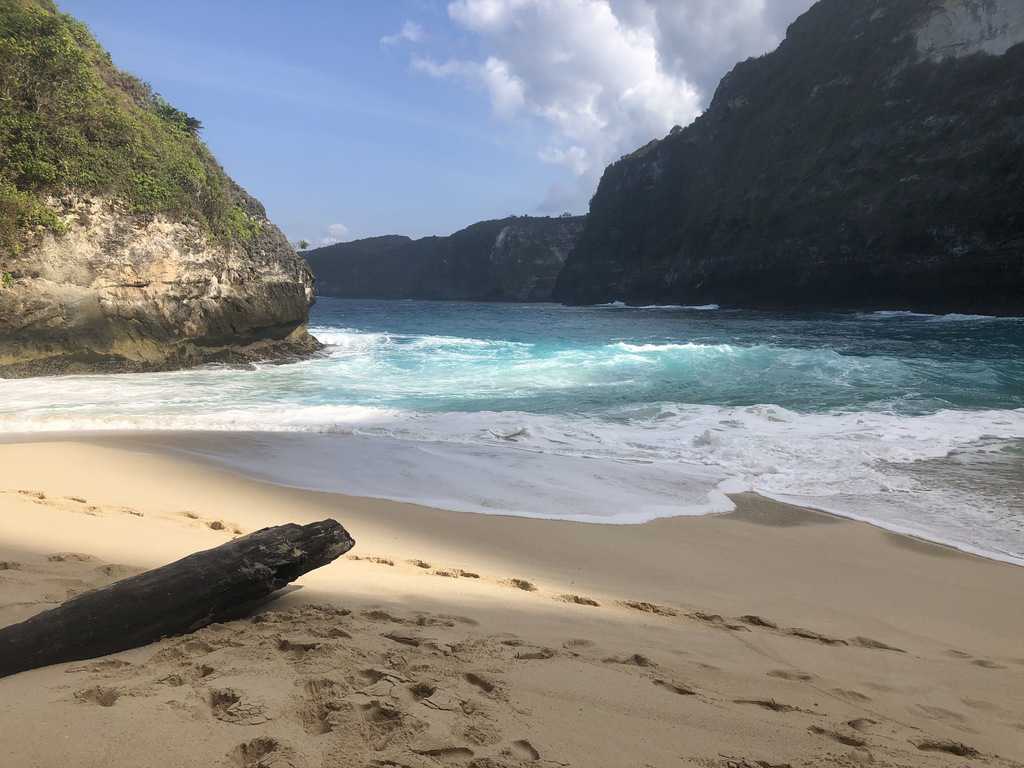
1,436 -> 1022,768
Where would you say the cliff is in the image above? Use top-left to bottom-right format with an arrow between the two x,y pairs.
305,216 -> 585,302
0,0 -> 316,377
554,0 -> 1024,313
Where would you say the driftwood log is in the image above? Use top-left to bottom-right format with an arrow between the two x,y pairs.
0,519 -> 354,678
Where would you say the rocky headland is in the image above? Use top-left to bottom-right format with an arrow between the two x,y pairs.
0,0 -> 317,377
305,216 -> 584,302
554,0 -> 1024,313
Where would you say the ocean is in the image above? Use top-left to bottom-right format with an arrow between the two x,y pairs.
3,297 -> 1023,564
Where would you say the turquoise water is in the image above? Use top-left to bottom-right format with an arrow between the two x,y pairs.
309,301 -> 1024,415
3,298 -> 1023,563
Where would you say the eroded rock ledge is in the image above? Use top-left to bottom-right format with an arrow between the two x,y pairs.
0,196 -> 319,378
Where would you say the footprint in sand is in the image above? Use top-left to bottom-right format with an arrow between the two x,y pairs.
409,681 -> 437,701
832,688 -> 872,704
510,739 -> 541,761
463,723 -> 502,747
74,686 -> 121,707
277,637 -> 322,658
464,672 -> 498,695
767,669 -> 812,682
358,699 -> 408,733
849,636 -> 905,653
971,658 -> 1006,669
689,612 -> 749,632
61,496 -> 97,514
178,510 -> 242,535
563,638 -> 594,649
363,609 -> 407,624
95,563 -> 142,579
228,737 -> 296,768
557,594 -> 599,607
514,646 -> 556,661
47,552 -> 95,563
412,614 -> 458,628
961,697 -> 997,712
733,698 -> 806,714
786,627 -> 847,646
619,600 -> 678,617
504,578 -> 537,592
349,555 -> 395,566
383,632 -> 424,648
208,688 -> 270,725
603,653 -> 656,667
808,725 -> 867,748
916,739 -> 980,757
299,678 -> 347,735
846,718 -> 877,732
432,568 -> 480,579
653,679 -> 697,696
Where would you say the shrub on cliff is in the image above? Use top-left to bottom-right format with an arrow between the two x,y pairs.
0,0 -> 260,256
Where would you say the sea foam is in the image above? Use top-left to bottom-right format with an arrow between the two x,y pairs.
2,299 -> 1022,564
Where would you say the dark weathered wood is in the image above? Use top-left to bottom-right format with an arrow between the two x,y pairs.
0,519 -> 354,678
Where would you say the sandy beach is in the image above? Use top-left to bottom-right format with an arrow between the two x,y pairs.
1,434 -> 1023,768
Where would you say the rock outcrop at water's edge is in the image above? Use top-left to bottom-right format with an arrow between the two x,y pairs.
553,0 -> 1024,314
0,0 -> 317,377
0,194 -> 317,378
305,216 -> 585,302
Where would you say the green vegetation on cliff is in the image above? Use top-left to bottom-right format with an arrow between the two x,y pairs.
0,0 -> 260,256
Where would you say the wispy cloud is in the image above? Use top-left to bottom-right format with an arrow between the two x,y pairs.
316,222 -> 351,246
381,20 -> 424,46
413,55 -> 525,117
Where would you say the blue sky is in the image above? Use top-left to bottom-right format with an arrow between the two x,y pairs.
60,1 -> 811,245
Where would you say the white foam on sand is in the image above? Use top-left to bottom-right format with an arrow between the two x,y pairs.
7,395 -> 1020,563
168,432 -> 736,524
141,401 -> 1024,565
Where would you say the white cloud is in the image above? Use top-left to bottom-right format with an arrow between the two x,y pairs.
414,0 -> 814,211
538,145 -> 589,176
381,20 -> 424,46
317,223 -> 351,246
413,55 -> 525,117
614,0 -> 816,95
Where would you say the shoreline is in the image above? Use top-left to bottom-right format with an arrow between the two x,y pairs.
2,435 -> 1024,766
2,428 -> 1021,568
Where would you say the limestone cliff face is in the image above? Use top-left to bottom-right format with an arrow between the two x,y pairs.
0,1 -> 316,377
554,0 -> 1024,313
0,194 -> 316,377
306,216 -> 585,302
